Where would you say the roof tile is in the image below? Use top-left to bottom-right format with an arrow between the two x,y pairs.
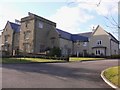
9,21 -> 20,32
56,29 -> 88,42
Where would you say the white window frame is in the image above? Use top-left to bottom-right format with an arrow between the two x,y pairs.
83,42 -> 87,46
97,40 -> 102,45
96,49 -> 102,55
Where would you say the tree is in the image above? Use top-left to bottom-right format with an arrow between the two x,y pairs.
67,0 -> 120,44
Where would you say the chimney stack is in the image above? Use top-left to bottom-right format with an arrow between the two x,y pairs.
15,19 -> 20,24
92,26 -> 95,32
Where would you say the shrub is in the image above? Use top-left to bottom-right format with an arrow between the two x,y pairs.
48,47 -> 61,57
110,55 -> 120,59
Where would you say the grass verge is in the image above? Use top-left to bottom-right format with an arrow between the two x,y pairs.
70,57 -> 105,62
1,57 -> 105,64
1,58 -> 64,64
104,66 -> 120,87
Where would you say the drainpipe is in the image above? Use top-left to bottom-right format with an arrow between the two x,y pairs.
12,31 -> 15,56
110,39 -> 112,56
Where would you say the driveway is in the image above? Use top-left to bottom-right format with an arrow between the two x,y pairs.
2,59 -> 118,88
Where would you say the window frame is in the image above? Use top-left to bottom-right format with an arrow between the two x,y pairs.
97,40 -> 102,45
83,42 -> 87,46
24,31 -> 30,40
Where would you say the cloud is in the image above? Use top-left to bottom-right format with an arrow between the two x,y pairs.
0,3 -> 27,35
0,1 -> 118,35
0,3 -> 26,30
49,0 -> 118,34
49,6 -> 94,34
77,0 -> 119,16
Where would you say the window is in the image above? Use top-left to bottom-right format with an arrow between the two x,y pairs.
97,40 -> 102,45
4,45 -> 8,51
5,29 -> 7,31
83,42 -> 87,46
98,50 -> 100,54
76,40 -> 80,45
24,31 -> 30,40
39,44 -> 45,52
4,35 -> 8,43
24,43 -> 30,53
96,49 -> 101,55
25,22 -> 28,28
25,21 -> 30,28
38,21 -> 43,28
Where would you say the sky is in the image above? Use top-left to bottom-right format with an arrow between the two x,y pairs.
0,0 -> 119,39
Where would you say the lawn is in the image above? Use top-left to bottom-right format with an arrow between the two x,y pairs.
70,57 -> 105,62
104,66 -> 120,87
1,58 -> 64,64
1,57 -> 105,64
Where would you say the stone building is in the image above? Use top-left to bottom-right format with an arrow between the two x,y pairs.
1,21 -> 20,55
1,13 -> 119,56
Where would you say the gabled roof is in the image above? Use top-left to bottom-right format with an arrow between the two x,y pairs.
56,29 -> 72,40
78,32 -> 92,38
107,32 -> 119,43
9,21 -> 20,32
93,25 -> 119,43
56,29 -> 88,42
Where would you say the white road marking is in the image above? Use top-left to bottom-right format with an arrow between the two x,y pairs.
55,76 -> 67,80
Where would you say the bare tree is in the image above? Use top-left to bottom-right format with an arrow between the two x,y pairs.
67,0 -> 119,38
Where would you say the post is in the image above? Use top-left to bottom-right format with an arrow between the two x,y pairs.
118,2 -> 120,52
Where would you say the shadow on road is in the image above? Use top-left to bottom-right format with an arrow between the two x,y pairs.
2,63 -> 103,82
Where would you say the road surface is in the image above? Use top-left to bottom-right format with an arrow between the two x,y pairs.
2,59 -> 118,88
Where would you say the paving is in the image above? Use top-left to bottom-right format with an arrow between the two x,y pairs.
2,59 -> 118,88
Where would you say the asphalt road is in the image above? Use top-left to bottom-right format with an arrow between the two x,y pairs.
2,59 -> 118,88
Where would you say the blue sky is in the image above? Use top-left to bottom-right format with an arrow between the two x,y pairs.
0,0 -> 119,39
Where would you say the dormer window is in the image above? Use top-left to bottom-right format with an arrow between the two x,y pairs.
97,40 -> 102,45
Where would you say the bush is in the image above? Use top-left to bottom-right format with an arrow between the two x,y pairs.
2,50 -> 10,56
110,55 -> 120,59
48,47 -> 61,57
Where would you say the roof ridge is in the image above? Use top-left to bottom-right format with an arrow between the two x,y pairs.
79,32 -> 92,34
72,34 -> 88,38
56,28 -> 72,35
9,21 -> 20,26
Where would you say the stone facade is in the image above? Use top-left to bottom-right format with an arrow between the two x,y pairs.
20,13 -> 59,54
1,13 -> 119,56
1,21 -> 20,55
89,25 -> 119,56
0,35 -> 1,51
